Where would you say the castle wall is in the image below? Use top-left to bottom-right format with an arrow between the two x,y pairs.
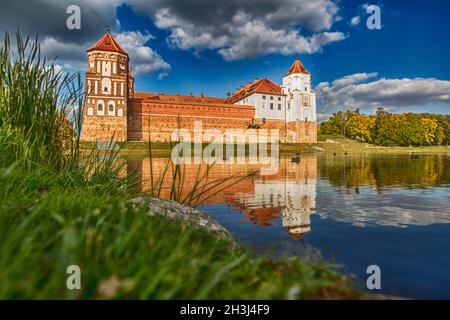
125,100 -> 317,143
127,99 -> 255,142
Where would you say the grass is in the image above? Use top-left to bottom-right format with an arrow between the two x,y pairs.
317,134 -> 450,154
0,162 -> 362,299
0,32 -> 364,300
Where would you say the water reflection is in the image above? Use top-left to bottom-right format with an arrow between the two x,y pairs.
129,153 -> 450,231
128,152 -> 450,298
129,155 -> 318,240
317,154 -> 450,227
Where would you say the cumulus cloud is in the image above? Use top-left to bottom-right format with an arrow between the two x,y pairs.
115,32 -> 171,77
0,0 -> 121,45
316,73 -> 450,121
0,0 -> 171,77
0,0 -> 348,73
133,0 -> 346,60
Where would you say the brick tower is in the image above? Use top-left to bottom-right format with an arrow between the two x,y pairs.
82,32 -> 133,141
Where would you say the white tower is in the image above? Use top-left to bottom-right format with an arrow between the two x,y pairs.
281,59 -> 317,123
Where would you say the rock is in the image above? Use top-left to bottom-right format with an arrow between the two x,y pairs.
129,196 -> 236,244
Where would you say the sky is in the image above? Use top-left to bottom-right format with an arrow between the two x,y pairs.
1,0 -> 449,122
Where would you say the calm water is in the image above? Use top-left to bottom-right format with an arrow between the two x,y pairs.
131,153 -> 450,299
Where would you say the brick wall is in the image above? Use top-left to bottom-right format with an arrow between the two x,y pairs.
82,99 -> 317,143
127,100 -> 256,142
82,115 -> 127,141
126,100 -> 317,143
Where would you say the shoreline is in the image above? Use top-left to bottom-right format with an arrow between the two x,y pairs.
79,140 -> 450,157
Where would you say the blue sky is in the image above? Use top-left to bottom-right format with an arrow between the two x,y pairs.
1,0 -> 449,120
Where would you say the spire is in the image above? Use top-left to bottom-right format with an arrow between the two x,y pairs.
287,57 -> 310,75
87,32 -> 128,56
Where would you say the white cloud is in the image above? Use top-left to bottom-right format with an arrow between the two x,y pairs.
316,73 -> 450,120
0,1 -> 171,78
0,0 -> 348,74
38,31 -> 171,78
115,31 -> 171,77
350,16 -> 361,26
139,0 -> 346,60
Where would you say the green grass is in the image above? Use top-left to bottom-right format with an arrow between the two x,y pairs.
318,134 -> 450,154
0,161 -> 362,299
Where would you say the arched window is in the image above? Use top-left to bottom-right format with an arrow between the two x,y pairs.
108,101 -> 115,116
97,103 -> 104,116
97,100 -> 105,116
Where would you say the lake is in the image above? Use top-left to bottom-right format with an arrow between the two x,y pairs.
129,152 -> 450,299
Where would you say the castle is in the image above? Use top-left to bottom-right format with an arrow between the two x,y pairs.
82,33 -> 317,143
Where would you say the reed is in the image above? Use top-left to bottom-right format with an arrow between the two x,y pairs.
0,32 -> 82,169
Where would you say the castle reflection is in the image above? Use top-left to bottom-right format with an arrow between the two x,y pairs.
129,155 -> 318,241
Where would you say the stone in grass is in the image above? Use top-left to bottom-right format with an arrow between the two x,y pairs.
129,196 -> 236,245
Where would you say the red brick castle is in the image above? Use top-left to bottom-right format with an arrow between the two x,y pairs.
82,33 -> 317,143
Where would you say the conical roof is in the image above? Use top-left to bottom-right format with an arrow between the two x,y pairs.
287,58 -> 310,75
87,33 -> 128,56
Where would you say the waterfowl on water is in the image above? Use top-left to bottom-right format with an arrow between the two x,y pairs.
410,153 -> 419,159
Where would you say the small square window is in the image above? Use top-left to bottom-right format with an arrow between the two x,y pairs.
278,104 -> 281,110
262,95 -> 266,100
270,96 -> 273,100
270,103 -> 274,110
278,97 -> 281,101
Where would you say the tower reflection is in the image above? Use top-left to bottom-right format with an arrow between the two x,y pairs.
130,154 -> 317,240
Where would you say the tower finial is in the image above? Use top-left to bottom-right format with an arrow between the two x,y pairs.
106,25 -> 111,34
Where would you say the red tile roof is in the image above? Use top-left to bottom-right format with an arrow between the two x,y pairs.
287,58 -> 310,75
132,92 -> 257,111
87,33 -> 128,56
226,78 -> 285,104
